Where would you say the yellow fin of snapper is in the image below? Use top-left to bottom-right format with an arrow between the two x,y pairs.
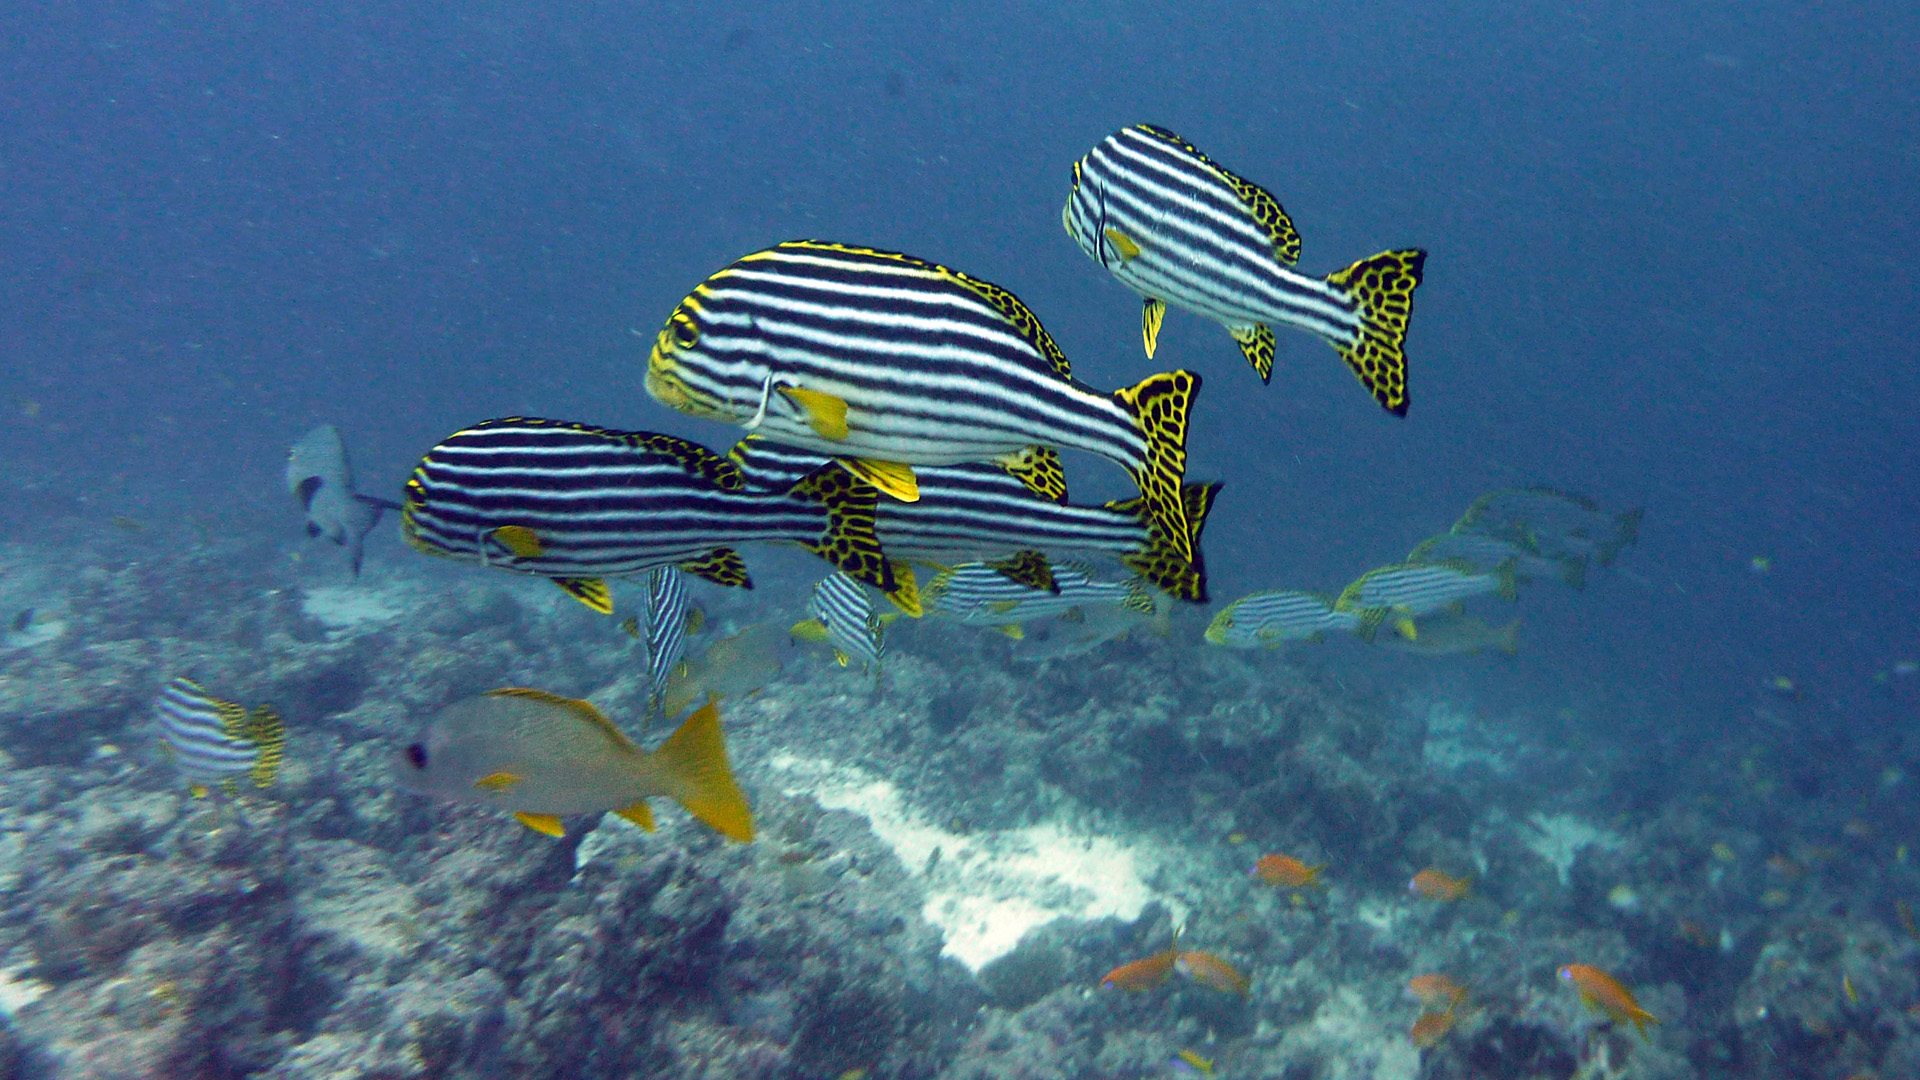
992,623 -> 1024,640
1103,226 -> 1141,263
649,698 -> 754,842
789,617 -> 831,644
616,802 -> 657,831
474,771 -> 523,793
837,457 -> 919,502
778,386 -> 850,440
552,577 -> 613,614
514,812 -> 566,836
1394,617 -> 1418,641
1142,297 -> 1166,359
883,561 -> 922,618
493,525 -> 544,558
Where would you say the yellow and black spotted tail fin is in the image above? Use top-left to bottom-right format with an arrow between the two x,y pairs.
1326,249 -> 1426,416
1113,481 -> 1219,603
1114,370 -> 1202,566
790,463 -> 901,604
649,697 -> 753,842
245,705 -> 286,789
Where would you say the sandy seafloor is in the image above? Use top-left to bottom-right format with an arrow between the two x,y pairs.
0,526 -> 1916,1080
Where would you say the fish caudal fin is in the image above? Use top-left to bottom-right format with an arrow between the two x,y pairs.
650,698 -> 754,842
882,561 -> 923,618
1112,481 -> 1219,603
1325,249 -> 1425,416
245,705 -> 286,789
789,463 -> 901,602
1114,370 -> 1202,565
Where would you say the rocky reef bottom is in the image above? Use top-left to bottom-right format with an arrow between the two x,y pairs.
0,533 -> 1917,1079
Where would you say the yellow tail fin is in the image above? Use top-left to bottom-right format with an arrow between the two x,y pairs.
1112,481 -> 1218,603
1113,370 -> 1202,564
791,463 -> 899,600
1325,249 -> 1425,416
650,698 -> 754,842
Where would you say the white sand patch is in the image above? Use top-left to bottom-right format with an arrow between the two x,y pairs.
0,965 -> 49,1015
1525,812 -> 1623,886
301,583 -> 406,631
769,753 -> 1177,971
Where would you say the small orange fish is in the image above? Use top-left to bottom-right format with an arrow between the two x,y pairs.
1253,853 -> 1325,888
1100,929 -> 1181,991
1409,868 -> 1472,901
1406,973 -> 1469,1010
1559,963 -> 1660,1041
1410,1008 -> 1456,1048
1175,950 -> 1250,997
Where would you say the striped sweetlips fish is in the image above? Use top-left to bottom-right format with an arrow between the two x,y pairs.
804,571 -> 885,673
1204,589 -> 1360,648
153,676 -> 287,799
726,435 -> 1217,602
401,417 -> 905,615
1334,558 -> 1519,640
1063,123 -> 1426,415
642,240 -> 1204,563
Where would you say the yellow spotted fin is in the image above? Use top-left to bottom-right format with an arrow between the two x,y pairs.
244,705 -> 286,789
1113,480 -> 1218,604
1325,249 -> 1425,416
987,550 -> 1057,593
788,464 -> 903,602
1230,323 -> 1276,383
778,386 -> 850,440
678,548 -> 751,589
1113,370 -> 1202,565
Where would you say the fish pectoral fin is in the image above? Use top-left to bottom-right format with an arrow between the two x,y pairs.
552,577 -> 613,614
473,770 -> 523,793
513,812 -> 566,837
1229,324 -> 1276,384
1103,226 -> 1142,263
1142,298 -> 1167,359
777,386 -> 851,440
493,525 -> 545,558
789,618 -> 830,644
678,548 -> 752,589
835,457 -> 919,502
995,446 -> 1068,503
615,801 -> 657,832
992,623 -> 1024,640
988,550 -> 1057,593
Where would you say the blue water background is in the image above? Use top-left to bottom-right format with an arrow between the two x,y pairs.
3,1 -> 1916,767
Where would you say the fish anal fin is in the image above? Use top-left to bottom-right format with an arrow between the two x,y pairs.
835,457 -> 919,502
650,699 -> 754,842
1326,249 -> 1425,417
995,446 -> 1068,504
1230,324 -> 1276,383
615,802 -> 657,831
883,561 -> 922,618
514,812 -> 566,836
1142,298 -> 1166,359
678,549 -> 752,590
988,550 -> 1057,593
553,577 -> 613,614
1113,370 -> 1202,565
992,623 -> 1024,640
776,386 -> 850,440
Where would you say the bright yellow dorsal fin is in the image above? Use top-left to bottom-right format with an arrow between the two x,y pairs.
1142,298 -> 1166,359
615,802 -> 656,831
493,525 -> 544,558
836,458 -> 919,502
514,812 -> 566,836
473,770 -> 523,793
778,386 -> 850,440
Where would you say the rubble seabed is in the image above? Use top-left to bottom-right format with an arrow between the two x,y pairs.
0,537 -> 1916,1079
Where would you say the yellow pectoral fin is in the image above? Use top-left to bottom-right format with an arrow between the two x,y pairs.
992,623 -> 1025,640
1142,298 -> 1166,359
513,812 -> 566,837
493,525 -> 545,558
615,802 -> 657,831
473,771 -> 523,793
836,458 -> 919,502
778,386 -> 851,440
1103,227 -> 1142,263
789,618 -> 830,644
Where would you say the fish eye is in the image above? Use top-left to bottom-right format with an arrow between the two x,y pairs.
405,743 -> 428,770
669,311 -> 700,350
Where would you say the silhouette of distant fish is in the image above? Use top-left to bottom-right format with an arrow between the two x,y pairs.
286,424 -> 402,575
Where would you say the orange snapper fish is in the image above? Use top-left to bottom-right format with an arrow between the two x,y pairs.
1100,930 -> 1181,991
1175,950 -> 1250,997
1406,973 -> 1469,1011
1558,963 -> 1660,1041
1409,1008 -> 1456,1048
1409,868 -> 1472,901
1252,853 -> 1325,888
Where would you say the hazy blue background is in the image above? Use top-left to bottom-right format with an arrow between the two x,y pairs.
4,1 -> 1916,764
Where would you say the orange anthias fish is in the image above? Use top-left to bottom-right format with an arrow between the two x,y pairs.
1253,853 -> 1326,888
1406,973 -> 1469,1011
1409,868 -> 1472,901
1099,931 -> 1180,991
1409,1008 -> 1457,1048
1559,963 -> 1660,1041
1175,950 -> 1250,997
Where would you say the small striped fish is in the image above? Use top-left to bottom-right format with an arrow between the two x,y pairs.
727,436 -> 1218,602
1063,124 -> 1426,415
636,567 -> 692,718
153,677 -> 286,797
1408,531 -> 1586,590
806,572 -> 885,672
925,562 -> 1155,631
1204,590 -> 1358,647
644,240 -> 1203,562
401,418 -> 903,614
1335,559 -> 1518,639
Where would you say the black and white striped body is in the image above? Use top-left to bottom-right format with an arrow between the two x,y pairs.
927,563 -> 1144,627
809,572 -> 884,671
639,568 -> 691,713
1205,590 -> 1358,647
403,419 -> 845,579
1065,126 -> 1360,350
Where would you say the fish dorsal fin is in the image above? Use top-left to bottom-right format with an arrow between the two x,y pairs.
988,550 -> 1057,593
552,577 -> 613,614
1142,298 -> 1166,359
995,446 -> 1068,503
778,386 -> 851,441
835,457 -> 919,502
493,525 -> 545,558
678,548 -> 752,589
1134,124 -> 1301,265
486,688 -> 642,755
944,269 -> 1073,380
615,802 -> 657,831
499,419 -> 748,491
514,812 -> 566,837
1229,324 -> 1276,384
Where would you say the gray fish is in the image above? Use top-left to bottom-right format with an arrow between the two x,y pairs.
287,424 -> 402,575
